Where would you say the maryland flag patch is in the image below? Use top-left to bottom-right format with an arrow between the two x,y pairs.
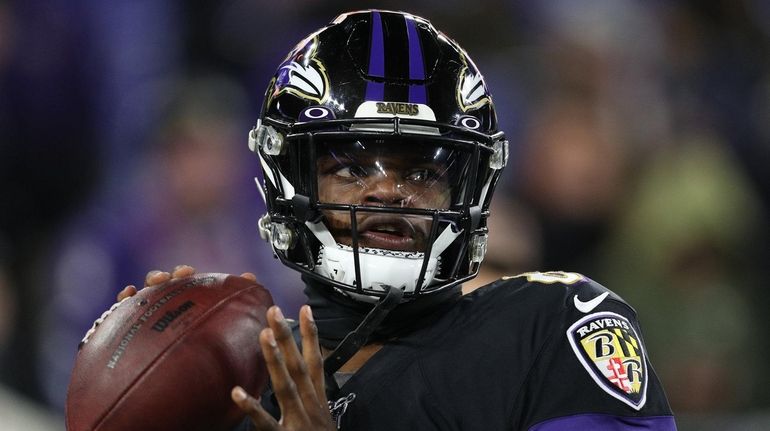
567,312 -> 648,410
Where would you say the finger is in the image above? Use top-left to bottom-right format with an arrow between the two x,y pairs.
171,264 -> 195,279
300,305 -> 328,406
269,307 -> 319,411
231,386 -> 279,430
240,272 -> 257,282
145,270 -> 171,287
116,285 -> 137,302
261,327 -> 310,425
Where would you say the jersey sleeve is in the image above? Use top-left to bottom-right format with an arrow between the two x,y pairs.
513,273 -> 677,431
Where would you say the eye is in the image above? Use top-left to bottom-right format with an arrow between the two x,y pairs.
405,168 -> 435,183
335,165 -> 368,178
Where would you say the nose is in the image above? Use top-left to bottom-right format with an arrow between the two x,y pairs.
363,172 -> 411,207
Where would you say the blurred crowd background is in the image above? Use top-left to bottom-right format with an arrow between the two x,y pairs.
1,0 -> 769,430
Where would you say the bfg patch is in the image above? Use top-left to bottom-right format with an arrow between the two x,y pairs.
567,312 -> 648,409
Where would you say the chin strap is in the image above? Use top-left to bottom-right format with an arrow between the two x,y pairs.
323,285 -> 404,399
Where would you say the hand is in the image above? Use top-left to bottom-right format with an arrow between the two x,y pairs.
115,265 -> 258,301
231,305 -> 336,431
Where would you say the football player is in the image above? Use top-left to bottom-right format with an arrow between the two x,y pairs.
125,10 -> 677,430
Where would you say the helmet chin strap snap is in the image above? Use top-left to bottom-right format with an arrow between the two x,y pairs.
323,285 -> 404,398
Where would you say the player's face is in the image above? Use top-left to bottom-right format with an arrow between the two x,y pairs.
317,139 -> 459,252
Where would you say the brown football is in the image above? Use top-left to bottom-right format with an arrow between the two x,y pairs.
65,273 -> 272,431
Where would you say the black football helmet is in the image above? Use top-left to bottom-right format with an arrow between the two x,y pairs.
250,10 -> 507,301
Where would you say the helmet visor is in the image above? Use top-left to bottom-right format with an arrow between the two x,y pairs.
314,138 -> 472,253
316,139 -> 472,209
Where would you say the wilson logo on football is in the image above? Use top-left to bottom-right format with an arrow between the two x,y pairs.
567,312 -> 648,410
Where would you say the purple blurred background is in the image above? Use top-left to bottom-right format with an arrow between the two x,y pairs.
1,1 -> 769,429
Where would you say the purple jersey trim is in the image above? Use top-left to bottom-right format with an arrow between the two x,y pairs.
365,10 -> 385,101
528,414 -> 677,431
405,16 -> 427,104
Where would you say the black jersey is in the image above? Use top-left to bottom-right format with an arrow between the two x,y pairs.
244,272 -> 677,430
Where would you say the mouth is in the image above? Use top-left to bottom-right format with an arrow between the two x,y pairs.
356,215 -> 425,251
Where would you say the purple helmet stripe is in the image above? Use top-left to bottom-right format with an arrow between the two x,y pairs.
405,16 -> 427,104
365,11 -> 385,101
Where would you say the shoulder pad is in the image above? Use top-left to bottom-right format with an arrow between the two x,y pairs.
500,271 -> 630,313
509,271 -> 588,287
488,272 -> 650,410
565,305 -> 647,409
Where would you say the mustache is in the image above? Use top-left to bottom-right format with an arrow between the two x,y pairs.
324,213 -> 431,241
356,215 -> 425,237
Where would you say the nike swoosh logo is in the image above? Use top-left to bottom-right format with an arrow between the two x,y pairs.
573,291 -> 610,313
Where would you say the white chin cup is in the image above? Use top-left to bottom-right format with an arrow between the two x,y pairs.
316,244 -> 438,298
